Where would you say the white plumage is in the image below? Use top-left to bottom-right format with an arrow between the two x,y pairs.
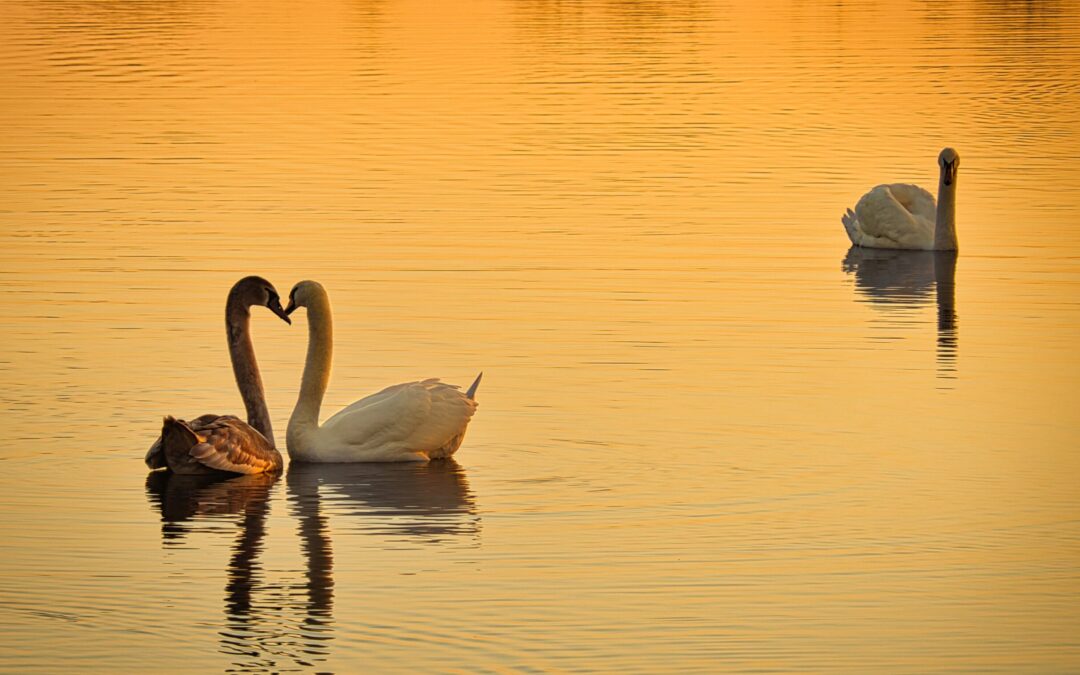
284,280 -> 481,463
298,378 -> 478,462
842,148 -> 960,251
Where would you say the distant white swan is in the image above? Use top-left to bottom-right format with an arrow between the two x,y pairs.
283,280 -> 481,463
145,276 -> 290,475
842,148 -> 960,251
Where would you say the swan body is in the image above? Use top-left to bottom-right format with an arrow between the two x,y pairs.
151,413 -> 283,475
145,276 -> 290,475
284,280 -> 481,463
842,148 -> 960,251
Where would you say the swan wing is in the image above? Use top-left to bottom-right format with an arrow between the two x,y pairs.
848,184 -> 936,249
320,379 -> 478,460
325,380 -> 422,419
885,183 -> 936,221
146,413 -> 218,470
155,415 -> 283,475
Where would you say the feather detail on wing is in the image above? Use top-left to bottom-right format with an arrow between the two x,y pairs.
319,379 -> 479,461
883,183 -> 936,221
152,414 -> 283,475
844,183 -> 937,250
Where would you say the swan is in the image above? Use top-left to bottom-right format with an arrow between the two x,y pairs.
841,148 -> 960,251
283,280 -> 481,463
145,276 -> 290,475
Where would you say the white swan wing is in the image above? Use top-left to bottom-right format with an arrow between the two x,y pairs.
885,183 -> 936,221
320,379 -> 478,461
848,184 -> 936,250
325,380 -> 422,419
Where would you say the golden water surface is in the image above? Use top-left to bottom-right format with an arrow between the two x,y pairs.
1,0 -> 1079,672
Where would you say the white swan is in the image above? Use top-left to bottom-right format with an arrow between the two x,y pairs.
841,148 -> 960,251
283,280 -> 481,463
145,276 -> 290,475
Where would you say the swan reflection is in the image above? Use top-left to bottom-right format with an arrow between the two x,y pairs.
286,459 -> 480,542
145,460 -> 477,672
145,471 -> 329,672
145,471 -> 277,545
842,247 -> 958,378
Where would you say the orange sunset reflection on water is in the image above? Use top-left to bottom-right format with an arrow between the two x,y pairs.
1,0 -> 1079,671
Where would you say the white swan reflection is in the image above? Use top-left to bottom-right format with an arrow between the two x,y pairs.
145,460 -> 478,672
286,459 -> 480,542
842,247 -> 958,378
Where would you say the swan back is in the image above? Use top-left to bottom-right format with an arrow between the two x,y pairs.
294,379 -> 479,463
153,415 -> 283,475
850,183 -> 937,250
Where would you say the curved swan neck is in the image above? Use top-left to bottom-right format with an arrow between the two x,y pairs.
935,172 -> 959,251
225,294 -> 275,447
288,290 -> 333,444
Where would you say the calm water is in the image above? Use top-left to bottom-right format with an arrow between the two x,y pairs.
2,0 -> 1080,672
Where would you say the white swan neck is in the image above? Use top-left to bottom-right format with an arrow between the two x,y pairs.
935,174 -> 959,251
225,298 -> 275,446
288,291 -> 333,450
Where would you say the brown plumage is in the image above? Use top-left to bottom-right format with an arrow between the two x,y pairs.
149,415 -> 282,475
145,276 -> 289,475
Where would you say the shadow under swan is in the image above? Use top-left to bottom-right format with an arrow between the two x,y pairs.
842,246 -> 958,378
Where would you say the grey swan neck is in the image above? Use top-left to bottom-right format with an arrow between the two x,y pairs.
934,173 -> 959,251
287,292 -> 333,448
225,291 -> 276,447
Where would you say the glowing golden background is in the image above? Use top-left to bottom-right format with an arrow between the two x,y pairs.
1,0 -> 1078,671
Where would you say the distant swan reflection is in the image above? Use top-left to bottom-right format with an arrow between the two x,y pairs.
842,247 -> 958,378
145,460 -> 478,673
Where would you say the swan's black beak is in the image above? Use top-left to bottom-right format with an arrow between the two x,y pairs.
268,299 -> 292,325
284,299 -> 298,316
942,160 -> 956,187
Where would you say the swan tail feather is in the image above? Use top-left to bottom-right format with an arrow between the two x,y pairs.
841,208 -> 859,244
162,415 -> 200,446
145,435 -> 166,470
159,416 -> 211,474
465,372 -> 483,400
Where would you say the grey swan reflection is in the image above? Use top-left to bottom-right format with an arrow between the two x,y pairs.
145,472 -> 328,672
145,460 -> 478,672
842,246 -> 958,377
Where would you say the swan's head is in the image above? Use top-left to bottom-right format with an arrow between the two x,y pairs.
938,147 -> 960,187
284,280 -> 327,316
231,276 -> 290,324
